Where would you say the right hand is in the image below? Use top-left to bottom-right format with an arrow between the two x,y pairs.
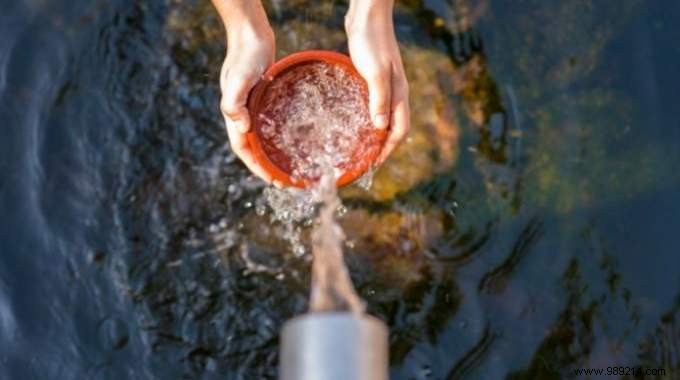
219,23 -> 278,185
345,0 -> 410,165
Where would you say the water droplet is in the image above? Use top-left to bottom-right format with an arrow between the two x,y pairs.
401,240 -> 414,252
293,245 -> 306,257
187,281 -> 197,292
356,167 -> 375,190
166,259 -> 182,268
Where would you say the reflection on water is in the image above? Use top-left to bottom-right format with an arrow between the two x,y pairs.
1,0 -> 680,379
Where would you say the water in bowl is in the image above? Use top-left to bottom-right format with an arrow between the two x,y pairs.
256,61 -> 380,182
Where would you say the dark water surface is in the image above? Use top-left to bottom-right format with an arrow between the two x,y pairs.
1,0 -> 679,379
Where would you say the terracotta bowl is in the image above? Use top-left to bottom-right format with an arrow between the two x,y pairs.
246,50 -> 387,188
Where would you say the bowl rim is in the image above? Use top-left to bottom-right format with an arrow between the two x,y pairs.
245,50 -> 387,188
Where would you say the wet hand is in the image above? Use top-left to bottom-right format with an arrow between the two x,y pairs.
345,0 -> 410,164
217,10 -> 281,186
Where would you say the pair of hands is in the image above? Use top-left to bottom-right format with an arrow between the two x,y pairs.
217,1 -> 410,187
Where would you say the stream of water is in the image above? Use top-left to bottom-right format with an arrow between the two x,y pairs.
259,165 -> 368,315
257,59 -> 372,314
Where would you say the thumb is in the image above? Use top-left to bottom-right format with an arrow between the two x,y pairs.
364,68 -> 392,129
220,70 -> 259,133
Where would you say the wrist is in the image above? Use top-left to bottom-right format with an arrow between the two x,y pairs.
226,20 -> 274,52
345,0 -> 394,36
227,20 -> 274,48
217,2 -> 273,45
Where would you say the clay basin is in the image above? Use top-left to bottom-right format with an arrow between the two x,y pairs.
246,50 -> 387,188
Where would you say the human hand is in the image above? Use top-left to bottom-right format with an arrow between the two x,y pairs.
345,0 -> 410,164
214,1 -> 281,185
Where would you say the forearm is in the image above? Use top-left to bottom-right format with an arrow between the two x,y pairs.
345,0 -> 394,35
210,0 -> 272,45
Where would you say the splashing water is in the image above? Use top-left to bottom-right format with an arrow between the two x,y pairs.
262,186 -> 315,257
262,162 -> 366,314
256,61 -> 380,182
308,169 -> 365,313
256,61 -> 373,313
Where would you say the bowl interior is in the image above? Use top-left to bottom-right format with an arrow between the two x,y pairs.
246,51 -> 387,188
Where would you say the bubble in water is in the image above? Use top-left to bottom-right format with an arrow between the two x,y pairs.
255,61 -> 380,182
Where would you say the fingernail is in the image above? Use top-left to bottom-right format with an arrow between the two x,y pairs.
373,113 -> 389,129
235,120 -> 248,133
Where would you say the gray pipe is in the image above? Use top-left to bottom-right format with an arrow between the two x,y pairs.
280,313 -> 389,380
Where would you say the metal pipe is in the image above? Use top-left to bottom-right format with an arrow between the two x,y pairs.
280,313 -> 389,380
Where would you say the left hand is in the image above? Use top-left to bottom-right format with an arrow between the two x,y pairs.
345,0 -> 410,164
218,22 -> 277,185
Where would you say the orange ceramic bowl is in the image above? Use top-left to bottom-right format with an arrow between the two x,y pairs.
246,50 -> 387,188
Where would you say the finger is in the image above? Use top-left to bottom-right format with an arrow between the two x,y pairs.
377,101 -> 409,164
219,56 -> 230,87
220,69 -> 259,133
364,67 -> 392,129
224,117 -> 273,184
220,99 -> 250,133
377,78 -> 410,164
